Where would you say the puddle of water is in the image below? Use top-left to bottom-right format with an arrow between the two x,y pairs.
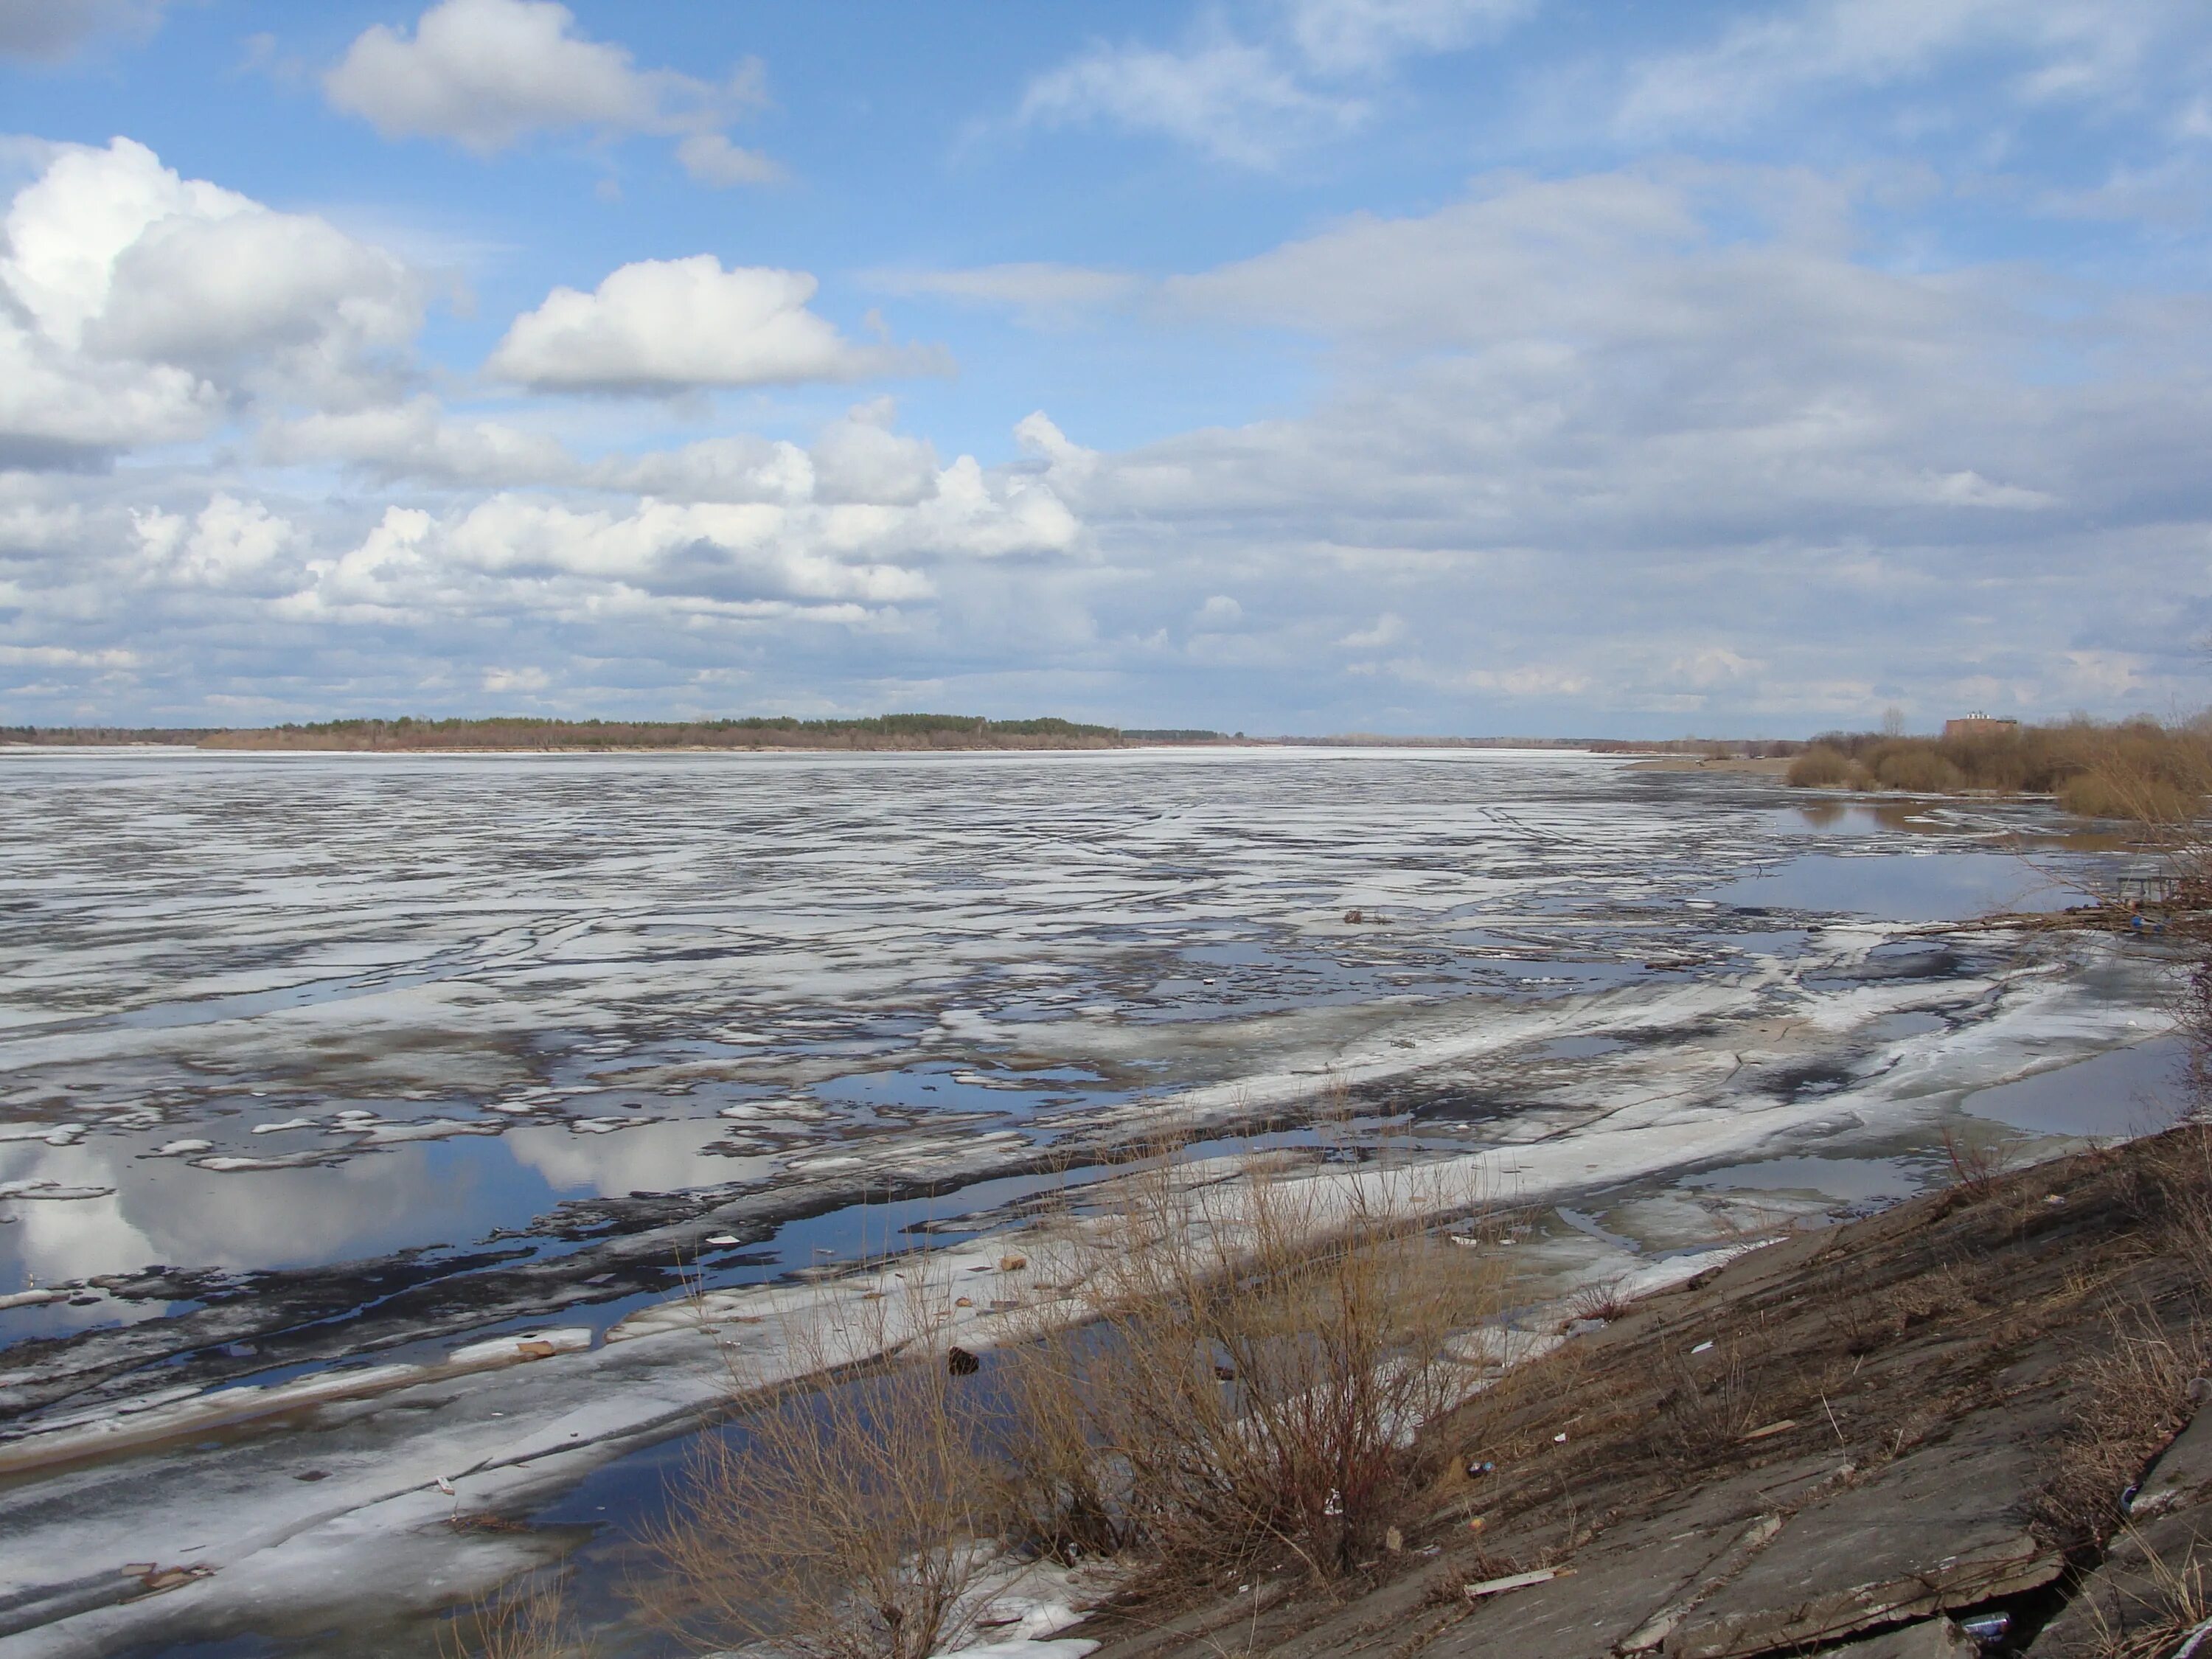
1712,850 -> 2079,923
0,1118 -> 756,1342
1775,802 -> 1967,838
810,1063 -> 1126,1120
1961,1036 -> 2186,1138
1683,1155 -> 1932,1206
1865,1012 -> 1949,1042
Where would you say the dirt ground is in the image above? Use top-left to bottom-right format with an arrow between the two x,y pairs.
1073,1127 -> 2212,1658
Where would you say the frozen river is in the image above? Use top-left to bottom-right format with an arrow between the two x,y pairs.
0,746 -> 2185,1655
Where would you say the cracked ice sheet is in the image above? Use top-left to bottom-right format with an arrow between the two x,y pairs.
0,750 -> 2162,1357
0,936 -> 2180,1655
0,756 -> 2117,1298
0,747 -> 2180,1649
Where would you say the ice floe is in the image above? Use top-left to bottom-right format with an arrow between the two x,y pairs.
0,747 -> 2186,1654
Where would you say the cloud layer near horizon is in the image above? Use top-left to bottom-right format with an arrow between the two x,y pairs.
4,1 -> 2211,734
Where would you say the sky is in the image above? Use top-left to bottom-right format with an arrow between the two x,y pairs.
1,0 -> 2210,737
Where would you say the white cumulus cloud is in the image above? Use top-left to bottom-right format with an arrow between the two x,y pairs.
324,0 -> 778,181
132,494 -> 299,588
810,398 -> 940,507
486,256 -> 934,393
257,397 -> 574,486
0,137 -> 422,464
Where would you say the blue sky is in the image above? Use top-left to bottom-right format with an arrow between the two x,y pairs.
1,0 -> 2209,735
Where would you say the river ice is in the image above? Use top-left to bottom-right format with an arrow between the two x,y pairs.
0,746 -> 2183,1656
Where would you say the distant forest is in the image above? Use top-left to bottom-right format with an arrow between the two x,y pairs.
0,715 -> 1209,752
0,721 -> 1813,754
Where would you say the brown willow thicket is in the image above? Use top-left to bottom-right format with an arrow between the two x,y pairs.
1787,717 -> 2212,822
628,1151 -> 1504,1659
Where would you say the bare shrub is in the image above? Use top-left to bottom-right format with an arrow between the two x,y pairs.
1868,743 -> 1964,793
437,1580 -> 587,1659
2063,771 -> 2205,825
1565,1279 -> 1632,1324
1786,746 -> 1853,788
1821,1284 -> 1889,1357
641,1276 -> 998,1659
990,1320 -> 1137,1566
1942,1126 -> 2014,1199
2060,723 -> 2212,826
640,1130 -> 1505,1638
1656,1340 -> 1757,1461
995,1147 -> 1502,1588
1794,715 -> 2212,813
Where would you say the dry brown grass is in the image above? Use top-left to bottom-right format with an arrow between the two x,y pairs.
633,1134 -> 1508,1650
2036,1293 -> 2212,1548
1786,715 -> 2212,821
437,1581 -> 587,1659
2042,1131 -> 2212,1552
1654,1339 -> 1760,1463
992,1147 -> 1504,1590
640,1273 -> 1001,1659
2081,1528 -> 2212,1658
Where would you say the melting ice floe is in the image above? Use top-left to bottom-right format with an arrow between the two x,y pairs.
0,930 -> 2177,1655
0,748 -> 2185,1653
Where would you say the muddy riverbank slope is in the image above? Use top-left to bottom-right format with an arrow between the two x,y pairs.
1073,1123 -> 2212,1659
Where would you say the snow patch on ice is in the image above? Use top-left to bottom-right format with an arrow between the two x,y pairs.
448,1328 -> 592,1366
0,1179 -> 114,1201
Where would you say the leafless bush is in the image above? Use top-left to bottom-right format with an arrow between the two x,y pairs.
641,1274 -> 999,1659
437,1580 -> 587,1659
1821,1287 -> 1890,1358
1655,1340 -> 1758,1462
1942,1127 -> 2014,1200
1786,746 -> 1854,788
989,1318 -> 1137,1566
994,1145 -> 1503,1588
1566,1279 -> 1632,1324
1870,745 -> 1964,793
639,1126 -> 1506,1642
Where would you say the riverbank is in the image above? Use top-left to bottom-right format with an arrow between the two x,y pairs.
0,720 -> 1805,755
1071,1121 -> 2212,1659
